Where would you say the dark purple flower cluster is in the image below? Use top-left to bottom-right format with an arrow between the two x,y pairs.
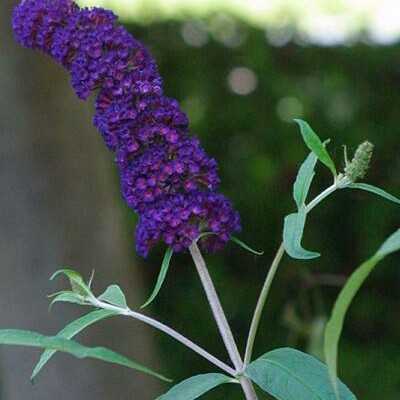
12,0 -> 241,256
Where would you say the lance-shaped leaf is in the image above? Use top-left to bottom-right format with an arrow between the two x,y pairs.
0,329 -> 170,382
324,229 -> 400,398
198,233 -> 264,256
348,183 -> 400,205
141,247 -> 173,308
50,269 -> 91,296
294,119 -> 336,176
99,284 -> 127,308
230,236 -> 264,256
293,151 -> 318,209
283,205 -> 320,259
48,291 -> 88,310
31,309 -> 116,382
156,373 -> 236,400
245,348 -> 356,400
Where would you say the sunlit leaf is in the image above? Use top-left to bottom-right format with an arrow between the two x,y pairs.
0,329 -> 170,382
31,310 -> 116,382
141,247 -> 173,308
246,348 -> 356,400
348,183 -> 400,205
324,229 -> 400,398
283,205 -> 320,259
294,119 -> 336,176
293,151 -> 318,209
156,373 -> 236,400
99,284 -> 127,308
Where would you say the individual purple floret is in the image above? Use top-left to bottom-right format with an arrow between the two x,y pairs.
12,0 -> 241,256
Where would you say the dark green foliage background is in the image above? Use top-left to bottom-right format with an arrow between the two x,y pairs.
128,21 -> 400,399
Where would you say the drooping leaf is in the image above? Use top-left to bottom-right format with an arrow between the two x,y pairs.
245,348 -> 356,400
196,232 -> 264,257
156,373 -> 236,400
141,246 -> 173,308
293,151 -> 318,209
49,291 -> 87,310
47,290 -> 76,299
0,329 -> 170,382
294,119 -> 337,176
230,236 -> 264,256
283,205 -> 320,259
31,310 -> 116,382
324,229 -> 400,397
99,284 -> 127,308
348,183 -> 400,205
50,269 -> 90,296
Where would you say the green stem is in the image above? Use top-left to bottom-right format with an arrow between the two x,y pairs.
244,242 -> 285,366
244,176 -> 350,366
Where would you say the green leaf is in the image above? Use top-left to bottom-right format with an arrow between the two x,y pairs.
294,119 -> 337,176
196,233 -> 264,256
47,290 -> 76,298
230,236 -> 264,256
141,247 -> 173,308
293,151 -> 318,209
50,269 -> 90,296
50,269 -> 84,282
0,329 -> 170,382
348,183 -> 400,205
156,373 -> 236,400
31,310 -> 116,382
245,348 -> 356,400
99,284 -> 127,308
376,229 -> 400,257
49,291 -> 87,310
324,229 -> 400,398
283,205 -> 320,259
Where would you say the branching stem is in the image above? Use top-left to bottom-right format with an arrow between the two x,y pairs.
244,175 -> 350,366
89,297 -> 236,376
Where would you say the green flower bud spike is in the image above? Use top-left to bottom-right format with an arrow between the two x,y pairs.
344,141 -> 374,183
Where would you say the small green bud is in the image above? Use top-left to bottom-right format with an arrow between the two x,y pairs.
344,141 -> 374,182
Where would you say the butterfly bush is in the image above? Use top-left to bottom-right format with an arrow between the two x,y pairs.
12,0 -> 241,257
8,2 -> 400,400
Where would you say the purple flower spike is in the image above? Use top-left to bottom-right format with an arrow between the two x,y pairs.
12,0 -> 241,257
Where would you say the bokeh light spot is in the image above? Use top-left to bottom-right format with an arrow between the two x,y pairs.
227,67 -> 258,95
209,14 -> 246,48
181,20 -> 209,47
276,96 -> 304,122
266,27 -> 293,47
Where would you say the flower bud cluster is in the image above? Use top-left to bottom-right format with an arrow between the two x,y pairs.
12,0 -> 241,256
345,141 -> 374,183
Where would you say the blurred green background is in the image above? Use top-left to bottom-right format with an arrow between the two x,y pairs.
2,0 -> 400,399
100,1 -> 400,399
